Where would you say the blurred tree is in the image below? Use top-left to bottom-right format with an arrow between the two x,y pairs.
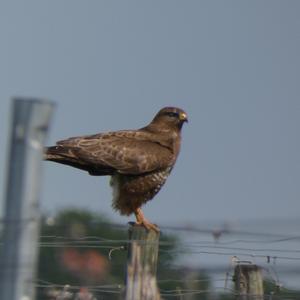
41,209 -> 300,299
34,209 -> 300,299
38,209 -> 127,299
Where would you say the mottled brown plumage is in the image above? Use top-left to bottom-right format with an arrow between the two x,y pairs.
44,107 -> 188,231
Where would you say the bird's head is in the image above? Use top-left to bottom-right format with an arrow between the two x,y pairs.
151,107 -> 188,131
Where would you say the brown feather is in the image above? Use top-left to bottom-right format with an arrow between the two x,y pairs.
44,107 -> 188,216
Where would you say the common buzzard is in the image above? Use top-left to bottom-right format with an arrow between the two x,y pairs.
44,107 -> 188,231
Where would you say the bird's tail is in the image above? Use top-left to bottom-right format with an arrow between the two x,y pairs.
44,145 -> 106,175
44,146 -> 71,162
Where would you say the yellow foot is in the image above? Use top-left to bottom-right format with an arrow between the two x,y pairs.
134,208 -> 160,232
136,219 -> 160,232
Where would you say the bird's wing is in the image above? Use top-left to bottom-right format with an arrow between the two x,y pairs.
56,131 -> 174,175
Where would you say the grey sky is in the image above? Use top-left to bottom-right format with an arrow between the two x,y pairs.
0,1 -> 299,227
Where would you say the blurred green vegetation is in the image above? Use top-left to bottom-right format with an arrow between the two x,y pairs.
37,208 -> 300,299
37,208 -> 210,299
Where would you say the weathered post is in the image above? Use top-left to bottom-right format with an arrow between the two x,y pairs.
233,264 -> 264,300
125,224 -> 161,300
0,98 -> 54,300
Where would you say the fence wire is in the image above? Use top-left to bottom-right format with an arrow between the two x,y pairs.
1,220 -> 299,299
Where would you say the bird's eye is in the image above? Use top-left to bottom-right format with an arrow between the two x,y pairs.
165,112 -> 179,118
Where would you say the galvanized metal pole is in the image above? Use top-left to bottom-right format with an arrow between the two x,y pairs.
0,98 -> 54,300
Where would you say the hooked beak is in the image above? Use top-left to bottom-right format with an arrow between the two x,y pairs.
179,112 -> 188,123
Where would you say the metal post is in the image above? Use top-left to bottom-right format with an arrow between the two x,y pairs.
0,98 -> 54,300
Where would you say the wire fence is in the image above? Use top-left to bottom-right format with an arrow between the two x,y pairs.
32,279 -> 300,300
1,219 -> 300,299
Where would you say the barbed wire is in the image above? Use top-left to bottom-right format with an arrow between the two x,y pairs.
26,234 -> 300,263
1,217 -> 300,239
37,234 -> 300,245
35,241 -> 300,256
160,286 -> 235,297
33,279 -> 300,300
1,219 -> 299,298
2,234 -> 299,267
3,247 -> 298,298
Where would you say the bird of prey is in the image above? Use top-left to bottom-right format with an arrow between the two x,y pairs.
44,107 -> 188,231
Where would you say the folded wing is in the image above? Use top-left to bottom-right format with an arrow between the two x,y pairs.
46,131 -> 173,175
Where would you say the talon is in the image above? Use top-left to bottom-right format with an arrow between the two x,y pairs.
134,208 -> 160,232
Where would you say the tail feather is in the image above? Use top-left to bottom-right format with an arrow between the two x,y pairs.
44,145 -> 114,176
44,146 -> 71,161
44,145 -> 91,172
